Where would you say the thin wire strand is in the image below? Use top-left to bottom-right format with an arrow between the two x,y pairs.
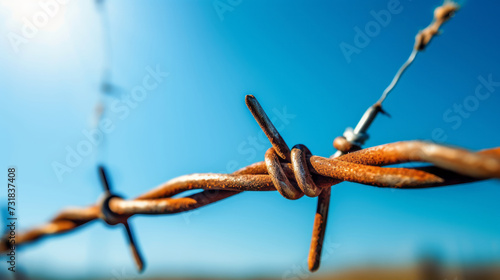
2,141 -> 499,251
377,49 -> 418,105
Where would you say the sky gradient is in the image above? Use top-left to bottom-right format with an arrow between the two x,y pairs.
1,0 -> 500,279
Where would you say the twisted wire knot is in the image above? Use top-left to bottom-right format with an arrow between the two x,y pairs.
4,95 -> 500,275
245,94 -> 331,271
245,95 -> 325,200
265,144 -> 322,199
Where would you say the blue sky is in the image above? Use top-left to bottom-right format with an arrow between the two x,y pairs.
1,0 -> 500,278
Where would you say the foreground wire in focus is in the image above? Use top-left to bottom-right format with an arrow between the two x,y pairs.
3,0 -> 492,274
2,94 -> 500,273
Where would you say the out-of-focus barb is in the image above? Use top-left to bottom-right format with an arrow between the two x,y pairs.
97,166 -> 146,272
415,1 -> 460,51
330,0 -> 462,197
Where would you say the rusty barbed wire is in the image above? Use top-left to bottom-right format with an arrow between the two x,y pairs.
2,94 -> 499,274
3,1 -> 493,275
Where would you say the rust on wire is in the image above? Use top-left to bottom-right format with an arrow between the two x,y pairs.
415,1 -> 459,51
1,95 -> 499,273
3,1 -> 494,275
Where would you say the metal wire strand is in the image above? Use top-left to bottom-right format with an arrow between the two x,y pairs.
2,95 -> 498,273
1,141 -> 499,261
1,2 -> 469,274
377,49 -> 418,105
2,95 -> 499,270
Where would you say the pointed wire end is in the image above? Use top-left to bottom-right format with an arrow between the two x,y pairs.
98,165 -> 111,193
245,94 -> 260,120
244,94 -> 291,160
124,223 -> 146,273
135,258 -> 145,273
131,249 -> 145,273
307,233 -> 321,272
308,264 -> 320,273
307,189 -> 331,273
245,94 -> 256,108
307,246 -> 326,273
377,105 -> 391,118
130,241 -> 146,273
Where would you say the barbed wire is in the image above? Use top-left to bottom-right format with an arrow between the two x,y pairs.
2,0 -> 488,276
2,94 -> 499,273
